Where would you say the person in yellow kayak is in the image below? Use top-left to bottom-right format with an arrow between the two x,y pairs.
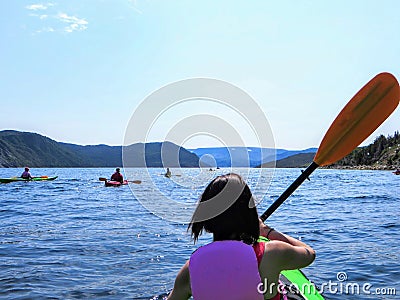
110,168 -> 124,183
167,173 -> 316,300
21,167 -> 33,180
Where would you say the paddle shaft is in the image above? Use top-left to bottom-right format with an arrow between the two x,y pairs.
260,162 -> 319,222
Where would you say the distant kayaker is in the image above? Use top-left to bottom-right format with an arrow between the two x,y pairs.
165,168 -> 171,178
167,173 -> 316,300
21,167 -> 33,180
111,168 -> 124,183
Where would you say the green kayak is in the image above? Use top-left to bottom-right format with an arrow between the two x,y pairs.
0,176 -> 58,183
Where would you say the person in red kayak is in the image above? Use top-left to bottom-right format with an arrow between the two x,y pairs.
21,167 -> 33,180
111,168 -> 124,183
167,173 -> 316,300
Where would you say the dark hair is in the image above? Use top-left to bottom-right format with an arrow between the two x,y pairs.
188,173 -> 259,245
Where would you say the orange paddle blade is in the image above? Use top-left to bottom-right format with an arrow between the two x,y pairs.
314,72 -> 400,166
99,177 -> 107,181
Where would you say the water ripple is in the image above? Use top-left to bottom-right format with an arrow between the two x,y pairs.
0,168 -> 399,299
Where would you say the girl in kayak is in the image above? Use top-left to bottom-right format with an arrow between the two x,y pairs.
21,167 -> 33,180
111,168 -> 124,183
168,173 -> 316,300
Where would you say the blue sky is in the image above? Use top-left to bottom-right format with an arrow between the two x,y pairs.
1,0 -> 399,149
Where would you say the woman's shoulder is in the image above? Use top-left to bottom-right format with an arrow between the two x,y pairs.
259,240 -> 293,267
262,240 -> 315,271
263,240 -> 296,257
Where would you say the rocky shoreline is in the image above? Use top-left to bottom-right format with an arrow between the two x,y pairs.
325,164 -> 398,171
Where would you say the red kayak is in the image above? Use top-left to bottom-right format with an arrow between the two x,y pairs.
104,180 -> 128,187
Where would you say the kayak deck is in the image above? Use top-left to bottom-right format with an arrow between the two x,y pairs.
104,180 -> 128,187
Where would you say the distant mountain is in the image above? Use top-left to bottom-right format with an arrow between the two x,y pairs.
258,152 -> 315,168
0,130 -> 200,168
189,147 -> 317,168
122,142 -> 200,167
61,143 -> 122,167
0,130 -> 86,167
0,130 -> 320,169
270,148 -> 317,164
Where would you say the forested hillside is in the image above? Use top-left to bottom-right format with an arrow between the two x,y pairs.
333,132 -> 400,169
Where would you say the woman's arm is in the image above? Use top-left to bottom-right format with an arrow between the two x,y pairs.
258,221 -> 316,299
167,261 -> 191,300
259,220 -> 316,270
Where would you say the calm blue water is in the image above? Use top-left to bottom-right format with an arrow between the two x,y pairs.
0,168 -> 399,299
